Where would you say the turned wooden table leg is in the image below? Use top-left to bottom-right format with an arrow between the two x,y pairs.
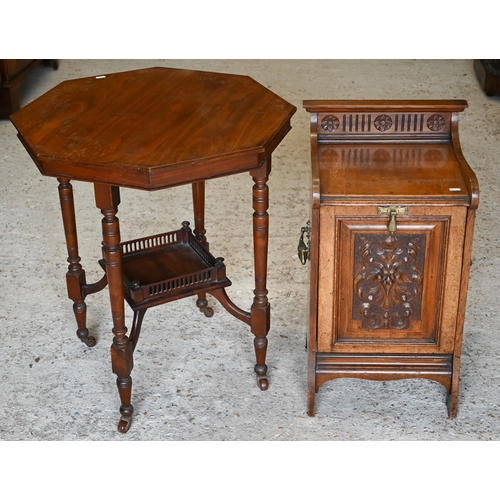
94,184 -> 134,433
57,178 -> 96,347
192,181 -> 214,317
251,159 -> 271,391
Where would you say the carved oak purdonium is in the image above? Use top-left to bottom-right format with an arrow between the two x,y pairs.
303,100 -> 479,418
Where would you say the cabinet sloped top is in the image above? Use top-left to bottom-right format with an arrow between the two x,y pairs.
304,100 -> 479,207
11,67 -> 296,189
316,143 -> 470,202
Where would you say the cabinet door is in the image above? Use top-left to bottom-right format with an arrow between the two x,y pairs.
317,205 -> 467,354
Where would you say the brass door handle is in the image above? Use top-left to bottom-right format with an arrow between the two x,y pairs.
378,206 -> 408,234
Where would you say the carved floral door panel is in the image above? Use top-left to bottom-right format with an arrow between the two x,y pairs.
317,205 -> 467,354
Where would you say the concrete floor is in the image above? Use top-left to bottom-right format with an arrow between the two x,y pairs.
1,60 -> 499,443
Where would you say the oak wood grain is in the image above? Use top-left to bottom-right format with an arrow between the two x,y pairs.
304,99 -> 479,418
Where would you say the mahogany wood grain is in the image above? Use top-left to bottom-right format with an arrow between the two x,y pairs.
11,68 -> 295,189
192,181 -> 213,317
11,67 -> 296,432
251,159 -> 272,390
94,183 -> 134,432
57,178 -> 96,347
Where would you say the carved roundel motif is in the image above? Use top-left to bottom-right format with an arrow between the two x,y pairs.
374,114 -> 393,132
427,114 -> 446,132
321,115 -> 340,132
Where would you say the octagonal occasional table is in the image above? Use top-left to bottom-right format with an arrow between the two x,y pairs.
11,67 -> 296,433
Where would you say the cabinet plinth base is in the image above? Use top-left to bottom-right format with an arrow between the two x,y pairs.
308,352 -> 455,417
315,352 -> 452,389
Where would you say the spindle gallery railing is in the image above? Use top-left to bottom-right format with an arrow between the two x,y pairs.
147,269 -> 213,297
118,223 -> 227,305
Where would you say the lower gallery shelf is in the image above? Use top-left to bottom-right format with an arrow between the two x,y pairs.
99,222 -> 231,309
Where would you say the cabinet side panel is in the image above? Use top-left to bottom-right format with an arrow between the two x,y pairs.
317,206 -> 336,351
439,206 -> 467,352
308,207 -> 320,352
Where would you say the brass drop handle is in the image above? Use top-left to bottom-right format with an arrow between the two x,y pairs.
298,220 -> 311,265
388,209 -> 398,234
378,206 -> 408,234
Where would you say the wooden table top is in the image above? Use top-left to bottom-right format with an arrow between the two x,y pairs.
11,67 -> 296,190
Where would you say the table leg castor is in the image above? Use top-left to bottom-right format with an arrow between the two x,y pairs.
117,415 -> 132,433
200,306 -> 214,318
257,375 -> 269,391
78,330 -> 96,347
196,296 -> 214,317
